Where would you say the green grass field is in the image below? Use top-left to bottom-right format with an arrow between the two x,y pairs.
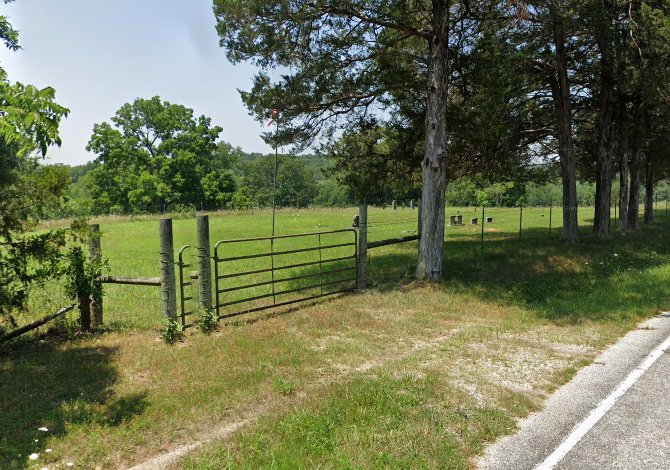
1,204 -> 669,469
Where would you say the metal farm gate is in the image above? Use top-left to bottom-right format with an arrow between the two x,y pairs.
213,229 -> 358,319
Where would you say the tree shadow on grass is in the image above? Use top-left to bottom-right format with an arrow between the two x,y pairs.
0,340 -> 148,469
369,220 -> 670,324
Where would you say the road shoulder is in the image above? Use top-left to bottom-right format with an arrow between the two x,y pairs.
477,312 -> 670,470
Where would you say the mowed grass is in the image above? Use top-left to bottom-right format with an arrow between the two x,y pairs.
1,206 -> 669,469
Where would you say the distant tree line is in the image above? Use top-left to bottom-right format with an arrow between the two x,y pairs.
39,97 -> 354,216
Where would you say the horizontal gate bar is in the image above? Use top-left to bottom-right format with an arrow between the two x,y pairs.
215,255 -> 356,280
216,278 -> 357,308
99,276 -> 162,286
218,287 -> 356,320
217,242 -> 354,262
368,235 -> 420,249
214,228 -> 356,245
216,266 -> 356,294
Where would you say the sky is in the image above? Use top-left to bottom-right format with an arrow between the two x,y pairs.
0,0 -> 274,165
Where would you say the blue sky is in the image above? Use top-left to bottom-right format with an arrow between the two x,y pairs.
0,0 -> 273,165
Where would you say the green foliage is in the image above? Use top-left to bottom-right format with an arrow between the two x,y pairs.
476,182 -> 525,208
161,318 -> 183,344
0,79 -> 69,158
60,241 -> 106,308
198,309 -> 218,334
326,125 -> 421,204
0,12 -> 74,324
87,96 -> 239,214
446,177 -> 481,207
242,155 -> 319,208
314,178 -> 352,208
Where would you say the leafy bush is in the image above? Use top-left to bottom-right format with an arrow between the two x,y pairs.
162,319 -> 183,344
198,309 -> 218,334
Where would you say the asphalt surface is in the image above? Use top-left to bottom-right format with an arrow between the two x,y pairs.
557,349 -> 670,469
478,313 -> 670,470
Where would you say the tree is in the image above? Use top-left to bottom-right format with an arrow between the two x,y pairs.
242,155 -> 319,208
87,97 -> 238,213
325,125 -> 421,205
0,2 -> 73,324
506,1 -> 584,242
213,0 -> 465,280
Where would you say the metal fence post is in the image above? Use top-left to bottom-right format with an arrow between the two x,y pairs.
357,204 -> 368,290
160,218 -> 177,321
481,206 -> 485,252
549,200 -> 553,238
88,224 -> 103,326
196,215 -> 212,312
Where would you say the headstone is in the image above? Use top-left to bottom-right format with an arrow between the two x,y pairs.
392,200 -> 397,211
486,217 -> 493,223
410,199 -> 415,209
352,214 -> 360,228
471,218 -> 478,225
456,215 -> 463,225
449,215 -> 457,226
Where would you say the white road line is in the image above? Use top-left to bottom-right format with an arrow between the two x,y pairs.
536,325 -> 670,470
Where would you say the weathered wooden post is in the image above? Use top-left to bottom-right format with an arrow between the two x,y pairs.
196,215 -> 213,312
159,218 -> 177,321
357,204 -> 368,290
88,224 -> 103,326
73,247 -> 91,331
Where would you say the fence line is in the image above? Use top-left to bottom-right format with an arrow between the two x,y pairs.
20,198 -> 660,335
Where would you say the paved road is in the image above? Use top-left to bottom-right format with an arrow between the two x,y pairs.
478,313 -> 670,470
556,350 -> 670,469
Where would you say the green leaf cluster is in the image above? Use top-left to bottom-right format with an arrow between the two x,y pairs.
86,97 -> 239,214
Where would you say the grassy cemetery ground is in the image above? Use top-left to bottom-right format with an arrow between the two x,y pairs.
2,207 -> 669,469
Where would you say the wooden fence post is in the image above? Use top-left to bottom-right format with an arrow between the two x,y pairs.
196,215 -> 213,312
357,204 -> 368,290
88,224 -> 103,326
160,218 -> 177,321
74,246 -> 91,331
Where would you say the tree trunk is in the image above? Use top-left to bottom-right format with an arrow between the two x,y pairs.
549,9 -> 579,243
593,33 -> 615,238
627,146 -> 641,231
618,114 -> 629,232
417,0 -> 449,281
644,159 -> 654,224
